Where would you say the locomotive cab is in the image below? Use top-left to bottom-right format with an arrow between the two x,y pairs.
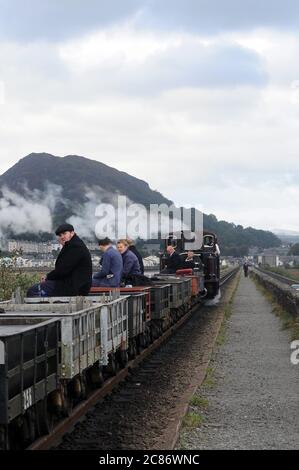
160,230 -> 220,300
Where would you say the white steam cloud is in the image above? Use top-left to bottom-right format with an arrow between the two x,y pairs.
0,184 -> 61,237
67,186 -> 124,240
0,182 -> 202,245
68,188 -> 202,245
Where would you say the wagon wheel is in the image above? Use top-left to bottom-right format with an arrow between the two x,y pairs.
10,412 -> 35,449
87,364 -> 104,389
23,408 -> 36,445
79,373 -> 88,400
7,419 -> 23,450
61,384 -> 74,416
136,335 -> 144,354
0,425 -> 8,450
106,353 -> 118,376
118,349 -> 128,368
36,398 -> 54,436
146,328 -> 152,346
147,327 -> 154,344
128,340 -> 137,359
141,331 -> 148,348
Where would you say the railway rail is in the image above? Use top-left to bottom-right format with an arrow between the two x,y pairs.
28,267 -> 239,451
253,266 -> 299,287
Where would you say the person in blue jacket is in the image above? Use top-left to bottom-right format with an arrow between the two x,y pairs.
92,237 -> 123,287
117,239 -> 141,280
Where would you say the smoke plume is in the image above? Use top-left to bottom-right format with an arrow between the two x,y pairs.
0,184 -> 61,237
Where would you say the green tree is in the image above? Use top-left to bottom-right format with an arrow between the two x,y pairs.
0,251 -> 39,301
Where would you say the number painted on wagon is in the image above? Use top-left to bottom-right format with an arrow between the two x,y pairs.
23,387 -> 33,411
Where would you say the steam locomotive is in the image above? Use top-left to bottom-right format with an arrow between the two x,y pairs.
159,230 -> 220,299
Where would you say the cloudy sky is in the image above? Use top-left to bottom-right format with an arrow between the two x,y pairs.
0,0 -> 299,232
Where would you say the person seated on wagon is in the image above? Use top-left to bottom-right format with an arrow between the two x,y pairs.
27,223 -> 92,297
161,245 -> 182,274
117,239 -> 141,282
126,238 -> 144,274
92,237 -> 123,287
183,250 -> 196,269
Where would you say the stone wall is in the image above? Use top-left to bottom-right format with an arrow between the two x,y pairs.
250,269 -> 299,317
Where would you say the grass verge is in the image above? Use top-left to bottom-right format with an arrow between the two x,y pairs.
252,275 -> 299,341
182,412 -> 204,429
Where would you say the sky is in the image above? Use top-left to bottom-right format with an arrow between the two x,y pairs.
0,0 -> 299,233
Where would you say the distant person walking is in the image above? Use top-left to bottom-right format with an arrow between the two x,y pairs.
243,262 -> 249,277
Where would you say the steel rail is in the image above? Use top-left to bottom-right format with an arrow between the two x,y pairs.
253,266 -> 298,286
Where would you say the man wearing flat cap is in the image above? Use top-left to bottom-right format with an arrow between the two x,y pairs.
92,237 -> 123,287
27,223 -> 92,297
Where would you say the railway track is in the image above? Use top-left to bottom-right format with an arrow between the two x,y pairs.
253,267 -> 299,287
28,267 -> 239,451
219,267 -> 239,286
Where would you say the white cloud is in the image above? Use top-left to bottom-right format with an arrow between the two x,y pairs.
0,0 -> 141,41
0,22 -> 298,233
2,0 -> 299,43
58,27 -> 266,93
199,181 -> 299,233
140,0 -> 299,34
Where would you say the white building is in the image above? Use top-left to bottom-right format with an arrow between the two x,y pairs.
143,255 -> 160,267
7,240 -> 54,254
258,254 -> 279,267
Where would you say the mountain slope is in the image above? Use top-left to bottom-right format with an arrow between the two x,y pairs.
203,214 -> 280,255
0,153 -> 281,253
0,152 -> 171,206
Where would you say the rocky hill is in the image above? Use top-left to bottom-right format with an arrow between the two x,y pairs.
0,153 -> 281,254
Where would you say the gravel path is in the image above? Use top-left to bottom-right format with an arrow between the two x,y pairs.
179,274 -> 299,450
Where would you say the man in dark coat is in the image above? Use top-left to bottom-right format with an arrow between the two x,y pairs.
27,223 -> 92,297
127,239 -> 144,274
183,250 -> 195,269
243,261 -> 249,277
92,237 -> 123,287
161,245 -> 182,274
